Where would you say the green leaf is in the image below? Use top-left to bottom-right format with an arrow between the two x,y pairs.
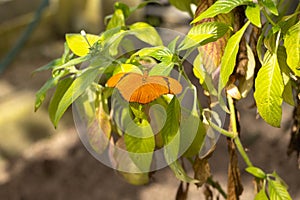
48,77 -> 74,127
254,188 -> 269,200
254,51 -> 284,127
268,179 -> 292,200
182,112 -> 206,157
113,64 -> 142,75
129,22 -> 163,46
245,3 -> 261,27
167,36 -> 180,53
239,44 -> 256,98
49,67 -> 100,127
149,62 -> 174,76
124,119 -> 155,172
245,166 -> 266,179
278,46 -> 294,106
169,161 -> 199,183
264,31 -> 277,53
179,22 -> 231,50
66,33 -> 100,57
169,0 -> 195,15
192,0 -> 252,24
219,21 -> 250,92
284,21 -> 300,77
35,72 -> 65,111
114,2 -> 130,19
53,55 -> 90,72
193,54 -> 229,112
106,9 -> 125,30
130,0 -> 160,13
161,97 -> 181,164
257,26 -> 267,64
33,58 -> 62,73
132,46 -> 173,63
260,0 -> 278,16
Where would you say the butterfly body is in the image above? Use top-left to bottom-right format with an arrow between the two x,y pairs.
107,72 -> 182,104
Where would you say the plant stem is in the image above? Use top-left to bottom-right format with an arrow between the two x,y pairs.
207,177 -> 227,199
262,9 -> 276,26
227,94 -> 253,167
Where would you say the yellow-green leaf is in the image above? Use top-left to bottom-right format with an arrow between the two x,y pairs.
219,21 -> 250,92
245,3 -> 261,28
192,0 -> 252,24
66,33 -> 100,57
254,51 -> 284,127
284,21 -> 300,77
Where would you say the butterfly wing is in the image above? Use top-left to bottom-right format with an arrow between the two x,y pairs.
147,76 -> 182,94
130,83 -> 169,104
107,73 -> 182,104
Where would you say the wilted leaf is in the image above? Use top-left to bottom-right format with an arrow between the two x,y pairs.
175,182 -> 189,200
239,44 -> 255,98
193,156 -> 211,187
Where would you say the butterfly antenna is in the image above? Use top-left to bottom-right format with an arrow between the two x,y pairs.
80,30 -> 92,48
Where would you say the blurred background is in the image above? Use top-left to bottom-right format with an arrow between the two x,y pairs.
0,0 -> 299,199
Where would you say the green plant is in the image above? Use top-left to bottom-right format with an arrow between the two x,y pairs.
35,0 -> 300,199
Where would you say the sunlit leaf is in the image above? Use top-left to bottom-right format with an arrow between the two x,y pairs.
260,0 -> 278,16
129,22 -> 163,46
284,21 -> 300,77
254,51 -> 284,127
179,22 -> 231,50
132,46 -> 173,63
66,33 -> 100,57
268,179 -> 292,200
192,0 -> 252,23
107,9 -> 125,30
245,166 -> 266,179
254,188 -> 268,200
245,3 -> 261,27
219,21 -> 250,93
149,62 -> 174,76
113,64 -> 142,75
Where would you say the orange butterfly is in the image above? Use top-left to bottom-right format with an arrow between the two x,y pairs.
106,72 -> 182,104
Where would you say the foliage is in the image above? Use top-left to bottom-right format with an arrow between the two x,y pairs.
35,0 -> 300,199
